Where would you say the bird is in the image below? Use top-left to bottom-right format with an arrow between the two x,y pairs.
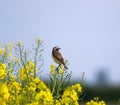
52,46 -> 68,69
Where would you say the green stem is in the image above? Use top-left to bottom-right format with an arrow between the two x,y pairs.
19,45 -> 25,68
52,74 -> 57,96
81,72 -> 85,85
34,45 -> 39,78
56,74 -> 63,99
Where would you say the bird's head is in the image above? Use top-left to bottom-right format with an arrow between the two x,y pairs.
53,46 -> 61,51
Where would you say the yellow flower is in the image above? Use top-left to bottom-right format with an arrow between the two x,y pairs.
0,48 -> 6,55
86,97 -> 106,105
1,64 -> 6,70
26,102 -> 39,105
50,65 -> 55,70
8,74 -> 16,80
60,69 -> 64,75
28,86 -> 36,92
13,57 -> 19,63
35,90 -> 53,104
50,65 -> 55,74
36,36 -> 41,44
0,83 -> 10,101
8,81 -> 21,104
55,100 -> 61,105
8,52 -> 13,57
33,77 -> 40,83
8,42 -> 13,50
54,70 -> 58,77
17,41 -> 22,46
61,97 -> 74,105
59,65 -> 64,69
73,84 -> 82,92
34,79 -> 53,104
0,70 -> 6,79
29,60 -> 35,68
10,81 -> 21,93
19,68 -> 27,80
0,64 -> 6,79
60,84 -> 82,104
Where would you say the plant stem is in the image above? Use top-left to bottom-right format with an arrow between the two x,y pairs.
52,74 -> 57,96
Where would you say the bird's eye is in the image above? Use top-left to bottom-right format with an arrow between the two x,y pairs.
53,47 -> 59,51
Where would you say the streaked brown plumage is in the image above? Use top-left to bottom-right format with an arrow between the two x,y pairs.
52,46 -> 68,69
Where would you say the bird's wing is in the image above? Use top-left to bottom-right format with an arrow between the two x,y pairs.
54,51 -> 65,65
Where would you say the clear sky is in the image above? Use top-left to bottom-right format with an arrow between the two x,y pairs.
0,0 -> 120,85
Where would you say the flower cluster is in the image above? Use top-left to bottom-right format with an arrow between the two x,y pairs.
0,40 -> 107,105
7,81 -> 21,105
0,83 -> 10,105
0,62 -> 83,105
58,84 -> 82,105
0,43 -> 13,58
34,80 -> 53,105
19,60 -> 35,81
86,97 -> 106,105
50,64 -> 65,76
0,63 -> 6,80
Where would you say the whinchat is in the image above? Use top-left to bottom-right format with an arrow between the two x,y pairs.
52,46 -> 68,69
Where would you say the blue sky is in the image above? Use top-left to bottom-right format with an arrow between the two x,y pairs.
0,0 -> 120,85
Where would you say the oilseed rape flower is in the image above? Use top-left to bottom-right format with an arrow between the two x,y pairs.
86,97 -> 106,105
0,69 -> 6,79
60,69 -> 64,75
50,64 -> 65,76
33,77 -> 40,83
71,84 -> 82,92
8,43 -> 13,50
0,48 -> 6,55
50,65 -> 58,76
59,65 -> 65,75
60,84 -> 82,105
8,52 -> 13,58
0,63 -> 6,79
8,81 -> 21,94
0,83 -> 10,104
50,64 -> 55,73
1,63 -> 6,70
19,68 -> 27,80
28,78 -> 54,105
27,77 -> 40,93
36,36 -> 41,44
13,57 -> 19,63
8,81 -> 21,104
35,90 -> 53,105
0,43 -> 13,58
8,73 -> 16,80
19,60 -> 35,80
17,41 -> 22,46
